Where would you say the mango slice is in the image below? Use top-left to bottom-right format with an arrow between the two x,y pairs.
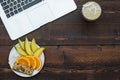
25,37 -> 33,56
14,46 -> 28,56
34,47 -> 45,57
31,38 -> 38,52
18,39 -> 24,50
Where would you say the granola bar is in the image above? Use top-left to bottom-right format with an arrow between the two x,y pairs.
12,62 -> 34,75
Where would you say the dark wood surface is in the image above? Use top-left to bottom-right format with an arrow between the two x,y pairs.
0,0 -> 120,80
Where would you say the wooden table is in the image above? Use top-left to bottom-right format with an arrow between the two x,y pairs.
0,0 -> 120,80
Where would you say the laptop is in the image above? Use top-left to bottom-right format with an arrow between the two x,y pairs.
0,0 -> 77,40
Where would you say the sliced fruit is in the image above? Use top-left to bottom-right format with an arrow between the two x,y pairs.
14,46 -> 28,56
16,56 -> 30,67
33,56 -> 42,70
26,56 -> 36,69
31,38 -> 38,52
25,37 -> 33,56
34,47 -> 45,57
18,39 -> 24,50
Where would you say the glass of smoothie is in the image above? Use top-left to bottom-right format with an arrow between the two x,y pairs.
82,1 -> 102,21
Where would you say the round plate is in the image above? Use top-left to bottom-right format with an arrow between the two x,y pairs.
8,43 -> 45,77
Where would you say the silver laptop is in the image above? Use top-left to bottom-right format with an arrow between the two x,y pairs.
0,0 -> 77,40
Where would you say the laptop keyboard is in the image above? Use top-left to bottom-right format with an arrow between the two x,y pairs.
0,0 -> 43,18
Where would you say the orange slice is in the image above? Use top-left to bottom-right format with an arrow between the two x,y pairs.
26,56 -> 36,69
33,56 -> 42,70
16,56 -> 30,67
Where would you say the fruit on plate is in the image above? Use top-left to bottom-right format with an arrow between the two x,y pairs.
16,56 -> 42,70
25,37 -> 33,56
16,56 -> 31,67
13,56 -> 42,75
14,46 -> 28,56
13,37 -> 44,75
14,37 -> 45,57
26,56 -> 36,69
34,47 -> 45,57
18,39 -> 24,50
33,56 -> 42,70
31,38 -> 38,52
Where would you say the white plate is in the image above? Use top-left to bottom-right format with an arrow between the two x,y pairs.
8,43 -> 45,77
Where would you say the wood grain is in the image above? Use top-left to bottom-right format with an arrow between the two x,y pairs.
0,45 -> 120,69
0,45 -> 120,80
0,0 -> 120,80
1,23 -> 120,45
0,68 -> 120,80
